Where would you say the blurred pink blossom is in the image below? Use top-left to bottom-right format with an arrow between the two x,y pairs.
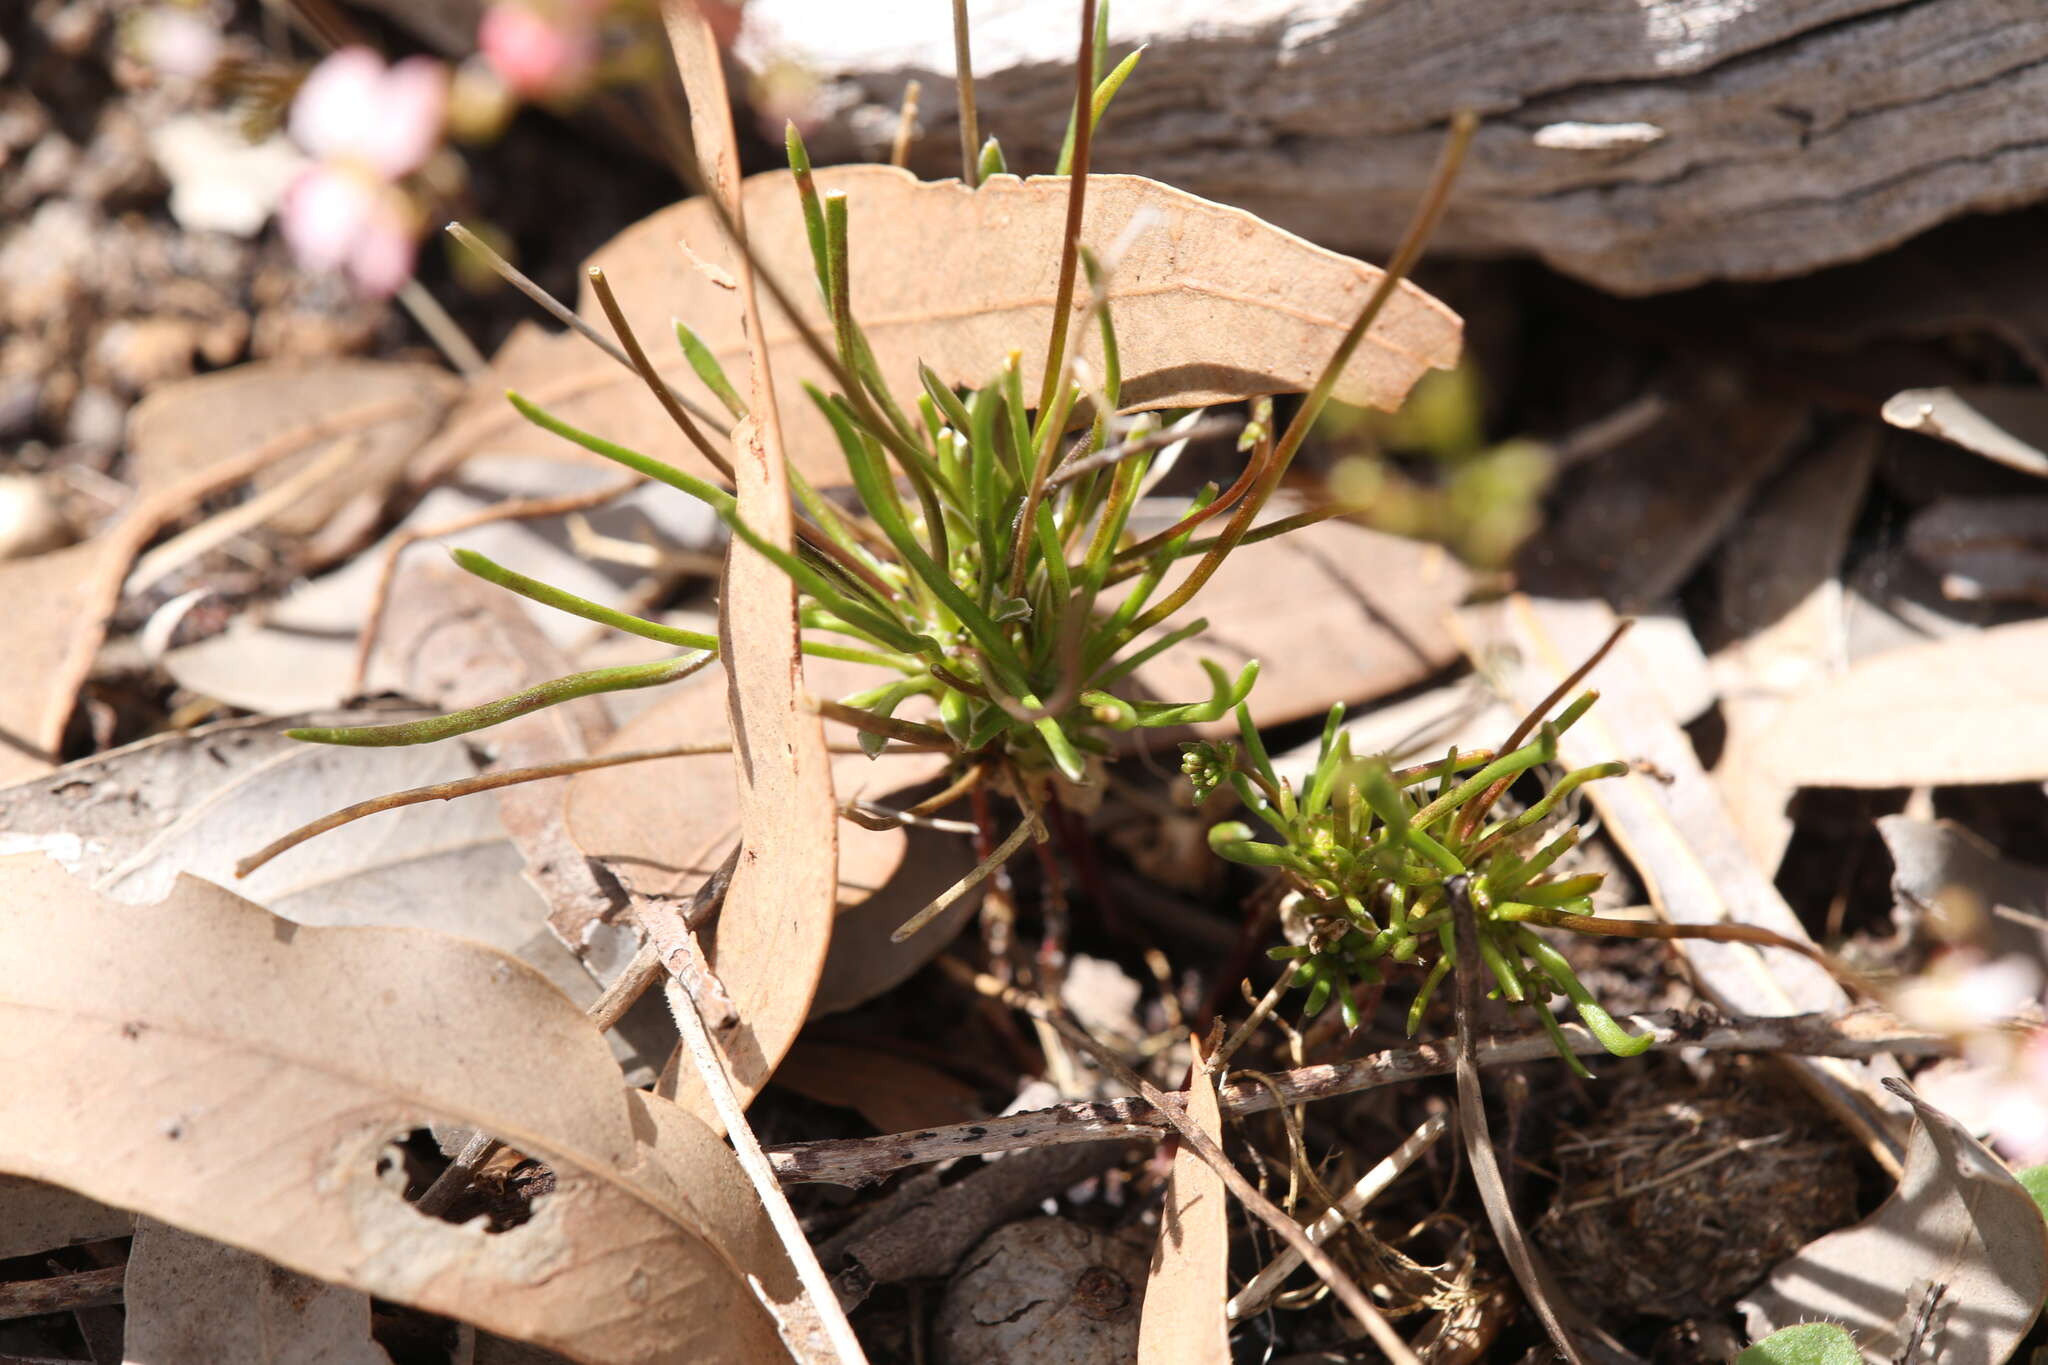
479,2 -> 601,100
280,166 -> 419,297
290,48 -> 448,178
280,48 -> 447,296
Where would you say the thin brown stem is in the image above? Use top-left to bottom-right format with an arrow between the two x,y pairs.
889,79 -> 922,167
1124,111 -> 1477,639
1455,617 -> 1631,840
234,744 -> 736,878
587,266 -> 734,480
1033,0 -> 1098,419
763,1007 -> 1949,1184
945,960 -> 1419,1364
445,223 -> 729,435
1449,876 -> 1586,1365
951,0 -> 980,186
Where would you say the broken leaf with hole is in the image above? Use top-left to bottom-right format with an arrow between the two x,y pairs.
0,854 -> 799,1365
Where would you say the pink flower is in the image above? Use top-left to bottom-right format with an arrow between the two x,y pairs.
280,163 -> 419,297
290,47 -> 448,179
479,3 -> 600,100
280,48 -> 447,296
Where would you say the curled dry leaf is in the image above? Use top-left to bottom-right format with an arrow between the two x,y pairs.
1740,1080 -> 2048,1365
1882,385 -> 2048,479
1137,1035 -> 1229,1365
1761,618 -> 2048,789
0,854 -> 797,1365
457,165 -> 1460,488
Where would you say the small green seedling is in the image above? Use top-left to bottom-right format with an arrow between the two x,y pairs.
1735,1323 -> 1862,1365
1185,673 -> 1639,1072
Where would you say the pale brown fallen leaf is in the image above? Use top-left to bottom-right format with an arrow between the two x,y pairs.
0,854 -> 797,1365
1761,618 -> 2048,788
1451,594 -> 1912,1172
0,359 -> 461,787
772,1041 -> 986,1136
1137,1034 -> 1229,1365
0,1174 -> 133,1259
123,1218 -> 391,1365
126,358 -> 461,545
1123,516 -> 1470,734
1882,385 -> 2048,479
1740,1080 -> 2048,1365
565,648 -> 966,1017
0,707 -> 548,950
453,165 -> 1460,489
667,23 -> 867,1361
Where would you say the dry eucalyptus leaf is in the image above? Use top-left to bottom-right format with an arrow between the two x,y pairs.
1451,594 -> 1911,1169
1882,386 -> 2048,479
0,708 -> 548,953
0,538 -> 129,784
468,165 -> 1461,488
772,1041 -> 986,1136
0,1175 -> 133,1259
1123,517 -> 1469,734
124,1219 -> 391,1365
935,1217 -> 1149,1365
1761,619 -> 2048,789
564,657 -> 964,1084
126,358 -> 461,542
1740,1080 -> 2048,1365
1878,816 -> 2048,965
0,855 -> 797,1365
1137,1036 -> 1229,1365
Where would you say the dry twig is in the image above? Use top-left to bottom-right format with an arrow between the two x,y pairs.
765,1008 -> 1948,1185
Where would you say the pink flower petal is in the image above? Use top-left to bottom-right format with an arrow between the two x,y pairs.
358,56 -> 449,179
346,207 -> 420,297
479,3 -> 597,100
289,47 -> 386,162
279,163 -> 377,274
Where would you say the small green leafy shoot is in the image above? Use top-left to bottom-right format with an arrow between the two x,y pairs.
1186,680 -> 1635,1069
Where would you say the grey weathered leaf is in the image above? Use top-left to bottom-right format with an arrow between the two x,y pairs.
1740,1080 -> 2048,1365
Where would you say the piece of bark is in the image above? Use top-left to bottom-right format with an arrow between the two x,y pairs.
758,0 -> 2048,295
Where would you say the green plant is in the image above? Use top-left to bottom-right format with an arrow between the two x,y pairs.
286,26 -> 1477,848
1184,677 -> 1643,1073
